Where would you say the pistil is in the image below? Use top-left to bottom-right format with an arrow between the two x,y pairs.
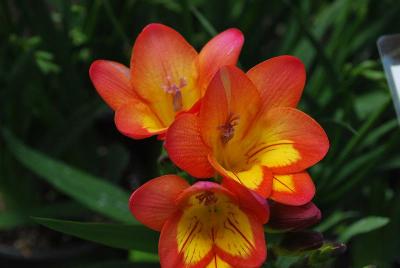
162,76 -> 187,112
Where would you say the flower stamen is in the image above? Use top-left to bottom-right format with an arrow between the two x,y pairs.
162,76 -> 187,112
196,191 -> 218,206
218,113 -> 240,144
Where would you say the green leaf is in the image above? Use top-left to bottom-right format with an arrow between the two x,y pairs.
34,217 -> 158,252
76,260 -> 137,268
129,250 -> 159,263
339,216 -> 390,243
314,211 -> 358,233
189,5 -> 217,36
2,129 -> 134,223
0,201 -> 88,230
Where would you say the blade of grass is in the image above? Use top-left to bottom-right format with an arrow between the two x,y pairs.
320,97 -> 392,189
102,0 -> 130,46
283,0 -> 340,88
189,4 -> 217,37
0,201 -> 88,230
338,216 -> 389,243
34,217 -> 158,252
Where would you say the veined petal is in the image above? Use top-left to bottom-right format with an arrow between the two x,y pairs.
89,60 -> 137,110
131,23 -> 198,126
115,101 -> 166,139
165,113 -> 214,178
247,55 -> 306,110
129,175 -> 190,231
215,211 -> 266,268
199,66 -> 261,153
159,182 -> 266,268
251,107 -> 329,174
222,178 -> 270,224
206,255 -> 232,268
197,28 -> 244,94
209,156 -> 273,198
270,172 -> 315,206
159,210 -> 214,268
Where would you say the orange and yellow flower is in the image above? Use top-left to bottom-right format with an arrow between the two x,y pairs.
130,175 -> 269,268
89,23 -> 244,139
165,57 -> 329,205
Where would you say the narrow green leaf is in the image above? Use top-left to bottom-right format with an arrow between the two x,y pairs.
76,260 -> 137,268
0,201 -> 88,230
129,250 -> 159,263
34,217 -> 158,252
189,5 -> 217,36
314,211 -> 358,233
330,145 -> 386,188
379,155 -> 400,171
2,129 -> 134,223
339,217 -> 390,243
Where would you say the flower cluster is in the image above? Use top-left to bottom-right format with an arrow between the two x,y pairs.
90,23 -> 329,268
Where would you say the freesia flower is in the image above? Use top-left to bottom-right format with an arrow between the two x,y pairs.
129,175 -> 269,268
165,57 -> 329,205
89,23 -> 244,139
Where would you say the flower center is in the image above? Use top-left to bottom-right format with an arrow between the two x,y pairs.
218,113 -> 240,144
162,76 -> 187,112
195,191 -> 218,206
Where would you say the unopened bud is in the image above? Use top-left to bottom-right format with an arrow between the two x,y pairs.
280,231 -> 324,252
268,202 -> 321,231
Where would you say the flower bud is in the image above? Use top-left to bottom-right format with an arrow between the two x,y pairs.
280,231 -> 324,252
268,202 -> 321,231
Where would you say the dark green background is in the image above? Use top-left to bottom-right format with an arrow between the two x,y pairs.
1,0 -> 400,267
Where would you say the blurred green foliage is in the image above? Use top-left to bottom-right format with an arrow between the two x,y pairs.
1,0 -> 400,267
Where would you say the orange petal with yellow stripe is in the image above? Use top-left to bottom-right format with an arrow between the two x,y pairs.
165,113 -> 214,178
209,156 -> 273,198
129,175 -> 190,231
247,55 -> 306,111
252,107 -> 329,174
89,60 -> 137,110
130,23 -> 198,126
159,182 -> 266,268
197,28 -> 244,94
205,255 -> 232,268
115,101 -> 167,139
270,172 -> 315,206
222,178 -> 270,224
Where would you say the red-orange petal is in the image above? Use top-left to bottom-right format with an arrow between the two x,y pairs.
130,23 -> 198,126
165,113 -> 214,178
222,178 -> 270,224
197,28 -> 244,94
89,60 -> 137,110
129,175 -> 190,231
199,65 -> 261,149
247,55 -> 306,110
254,107 -> 329,174
270,172 -> 315,206
114,101 -> 167,139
